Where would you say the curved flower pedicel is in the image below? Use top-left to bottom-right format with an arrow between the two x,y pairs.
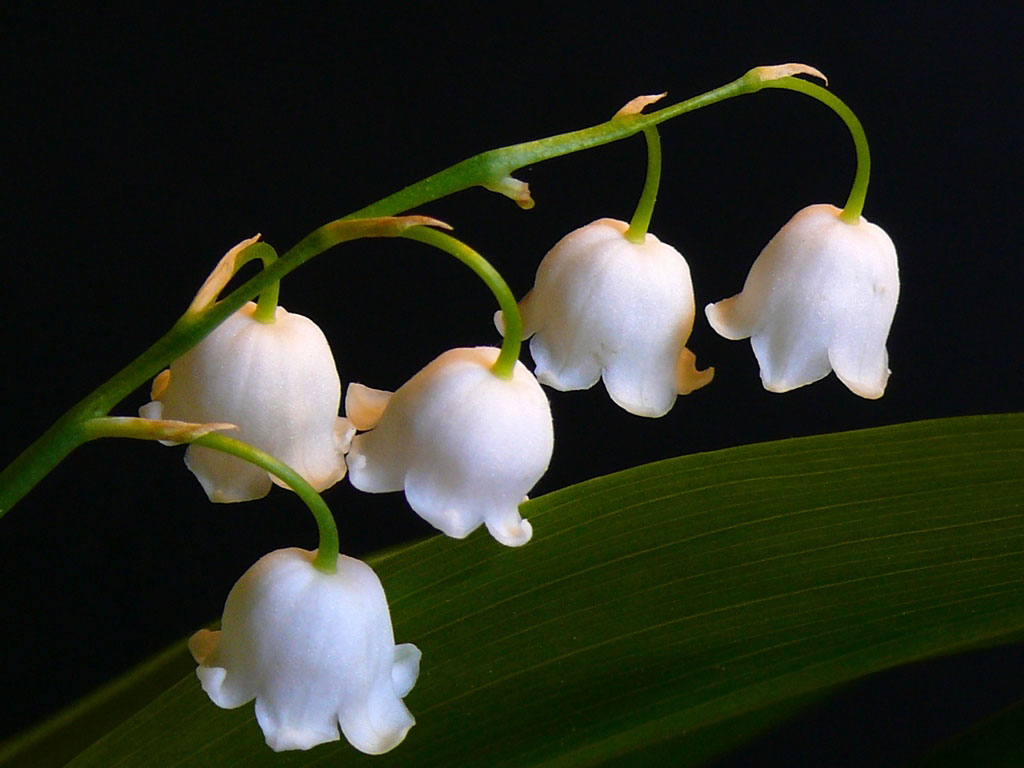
141,301 -> 352,502
706,204 -> 899,398
190,547 -> 420,753
500,218 -> 713,417
346,346 -> 554,547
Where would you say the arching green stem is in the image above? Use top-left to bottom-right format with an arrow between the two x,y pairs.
402,227 -> 522,379
81,417 -> 340,573
195,434 -> 338,573
760,78 -> 870,222
343,71 -> 764,221
624,126 -> 663,244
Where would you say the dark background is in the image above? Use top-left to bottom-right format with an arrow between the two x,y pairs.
2,2 -> 1022,765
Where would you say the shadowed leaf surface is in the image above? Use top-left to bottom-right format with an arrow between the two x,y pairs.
910,697 -> 1024,767
5,414 -> 1020,767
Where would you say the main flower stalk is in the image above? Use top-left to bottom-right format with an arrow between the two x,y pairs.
0,217 -> 442,517
0,63 -> 851,518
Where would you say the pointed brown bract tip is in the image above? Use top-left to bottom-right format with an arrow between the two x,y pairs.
398,215 -> 453,231
85,415 -> 238,443
188,234 -> 263,314
750,63 -> 828,86
614,92 -> 668,118
324,215 -> 455,244
483,176 -> 535,209
143,418 -> 238,443
171,420 -> 239,442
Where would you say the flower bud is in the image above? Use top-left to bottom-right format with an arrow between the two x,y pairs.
190,548 -> 420,753
706,204 -> 899,398
346,347 -> 553,547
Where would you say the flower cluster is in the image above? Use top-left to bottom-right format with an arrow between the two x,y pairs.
134,70 -> 899,756
156,198 -> 898,751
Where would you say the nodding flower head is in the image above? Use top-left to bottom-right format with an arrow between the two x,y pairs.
706,204 -> 899,398
190,547 -> 420,753
141,301 -> 352,501
345,346 -> 553,547
499,218 -> 713,418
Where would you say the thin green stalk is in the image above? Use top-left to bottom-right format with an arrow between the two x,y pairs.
195,433 -> 338,573
252,248 -> 280,324
761,78 -> 870,222
81,418 -> 339,573
401,228 -> 522,379
624,126 -> 663,244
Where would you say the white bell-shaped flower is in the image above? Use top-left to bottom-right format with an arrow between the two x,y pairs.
190,547 -> 420,753
345,346 -> 553,547
141,301 -> 352,502
705,204 -> 899,398
498,218 -> 713,418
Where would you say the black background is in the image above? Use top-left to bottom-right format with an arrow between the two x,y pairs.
2,2 -> 1022,765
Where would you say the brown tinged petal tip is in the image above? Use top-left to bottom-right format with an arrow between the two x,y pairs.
676,349 -> 714,396
345,383 -> 393,432
151,368 -> 171,399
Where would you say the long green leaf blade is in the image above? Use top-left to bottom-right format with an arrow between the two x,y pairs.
46,414 -> 1024,766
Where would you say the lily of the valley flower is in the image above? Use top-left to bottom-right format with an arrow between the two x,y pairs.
345,346 -> 553,547
706,204 -> 899,398
140,302 -> 352,502
190,547 -> 420,753
499,218 -> 713,418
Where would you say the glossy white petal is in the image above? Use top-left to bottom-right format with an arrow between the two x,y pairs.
190,548 -> 419,754
346,347 -> 553,547
498,218 -> 712,418
706,204 -> 899,399
142,302 -> 352,501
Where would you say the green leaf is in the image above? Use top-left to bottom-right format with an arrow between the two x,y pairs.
10,414 -> 1024,767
